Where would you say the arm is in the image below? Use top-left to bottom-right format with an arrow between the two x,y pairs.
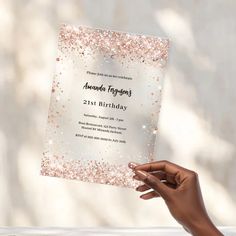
128,161 -> 223,236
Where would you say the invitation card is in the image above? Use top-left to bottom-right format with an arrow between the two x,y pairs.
41,24 -> 169,188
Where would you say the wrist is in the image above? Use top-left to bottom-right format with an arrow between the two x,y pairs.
187,217 -> 223,236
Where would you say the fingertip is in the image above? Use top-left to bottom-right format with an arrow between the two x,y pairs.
136,186 -> 142,191
133,175 -> 141,181
128,162 -> 139,169
140,195 -> 147,200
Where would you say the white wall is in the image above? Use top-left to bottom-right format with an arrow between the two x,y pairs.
0,0 -> 235,226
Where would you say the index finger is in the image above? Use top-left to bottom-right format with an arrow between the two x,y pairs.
134,160 -> 189,176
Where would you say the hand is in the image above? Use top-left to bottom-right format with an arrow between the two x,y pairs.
128,160 -> 223,236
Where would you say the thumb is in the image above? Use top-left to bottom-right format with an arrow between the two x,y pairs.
135,170 -> 170,200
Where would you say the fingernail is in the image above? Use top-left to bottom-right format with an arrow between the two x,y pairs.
133,175 -> 140,180
128,162 -> 139,169
135,170 -> 148,180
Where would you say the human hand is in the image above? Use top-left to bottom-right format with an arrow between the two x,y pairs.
128,160 -> 223,236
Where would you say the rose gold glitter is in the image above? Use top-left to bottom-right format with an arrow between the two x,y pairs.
41,154 -> 140,188
58,24 -> 169,67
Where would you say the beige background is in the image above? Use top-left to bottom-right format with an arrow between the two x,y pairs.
0,0 -> 235,226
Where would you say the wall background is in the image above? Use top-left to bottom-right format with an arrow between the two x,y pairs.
0,0 -> 236,226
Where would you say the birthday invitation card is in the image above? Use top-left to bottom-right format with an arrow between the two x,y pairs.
41,24 -> 169,188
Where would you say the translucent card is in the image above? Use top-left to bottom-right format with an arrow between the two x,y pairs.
41,24 -> 169,188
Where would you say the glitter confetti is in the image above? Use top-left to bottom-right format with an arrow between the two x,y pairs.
58,24 -> 169,67
41,154 -> 140,188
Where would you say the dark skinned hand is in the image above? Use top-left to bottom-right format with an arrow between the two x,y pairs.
128,160 -> 223,236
